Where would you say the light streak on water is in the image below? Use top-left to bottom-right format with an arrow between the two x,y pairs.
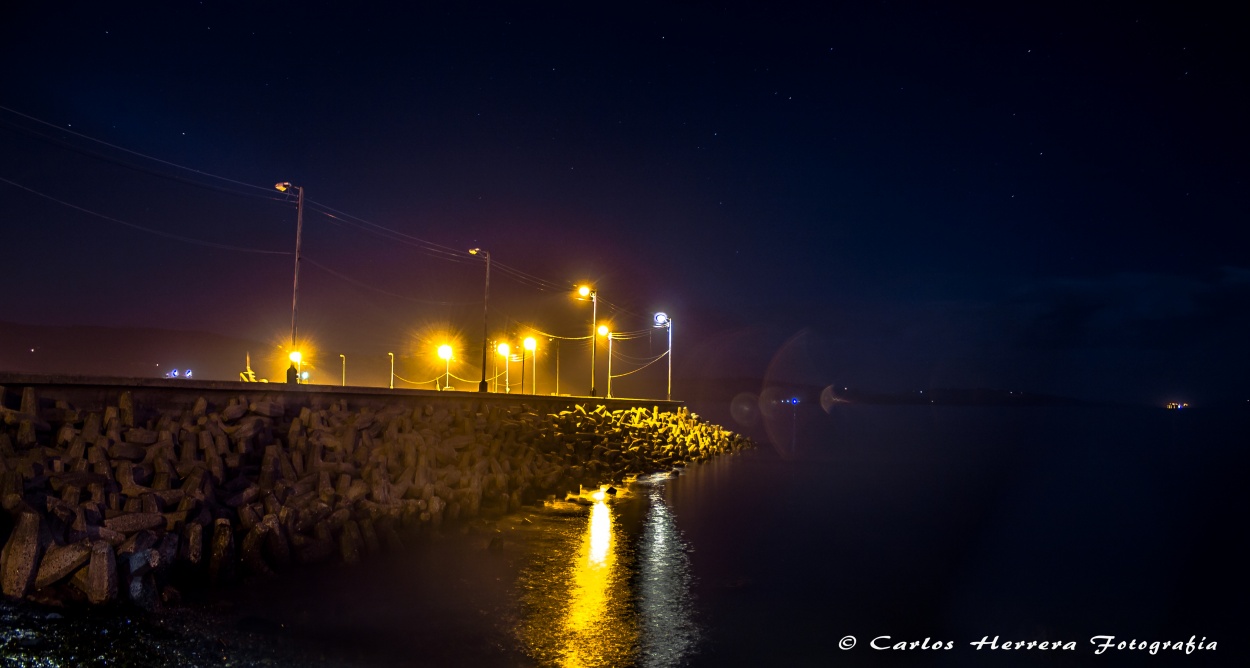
518,477 -> 697,667
637,475 -> 698,668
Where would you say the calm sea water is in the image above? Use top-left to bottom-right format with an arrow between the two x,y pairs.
3,405 -> 1242,667
669,404 -> 1244,667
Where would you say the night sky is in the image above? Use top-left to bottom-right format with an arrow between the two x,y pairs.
1,2 -> 1246,404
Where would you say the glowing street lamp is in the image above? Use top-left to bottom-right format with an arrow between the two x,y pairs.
654,312 -> 672,401
577,285 -> 598,396
339,354 -> 346,387
523,337 -> 536,395
289,350 -> 302,385
438,344 -> 453,391
469,248 -> 490,392
275,182 -> 304,351
497,343 -> 510,393
606,331 -> 614,399
387,352 -> 394,390
596,324 -> 609,397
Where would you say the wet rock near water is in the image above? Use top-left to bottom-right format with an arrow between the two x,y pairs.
0,386 -> 751,607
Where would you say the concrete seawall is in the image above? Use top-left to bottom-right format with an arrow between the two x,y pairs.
0,373 -> 751,608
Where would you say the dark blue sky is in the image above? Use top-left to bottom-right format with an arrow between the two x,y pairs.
1,2 -> 1246,403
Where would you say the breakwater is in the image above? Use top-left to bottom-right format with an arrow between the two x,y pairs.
0,375 -> 751,608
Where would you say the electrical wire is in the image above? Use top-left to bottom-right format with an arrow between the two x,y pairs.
511,321 -> 594,341
0,175 -> 292,255
302,256 -> 479,306
609,350 -> 669,379
392,372 -> 440,387
0,105 -> 275,197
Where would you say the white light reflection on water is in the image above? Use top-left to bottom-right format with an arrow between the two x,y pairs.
518,477 -> 697,667
636,474 -> 698,668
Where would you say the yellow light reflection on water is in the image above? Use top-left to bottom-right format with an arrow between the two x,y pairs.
560,498 -> 634,667
520,494 -> 638,668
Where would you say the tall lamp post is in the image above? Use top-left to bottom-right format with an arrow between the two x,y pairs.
438,345 -> 453,391
552,338 -> 559,396
275,182 -> 304,351
523,337 -> 536,394
605,330 -> 614,399
497,343 -> 510,393
388,352 -> 394,390
654,313 -> 672,401
340,354 -> 346,387
289,351 -> 302,385
469,248 -> 490,392
577,286 -> 598,396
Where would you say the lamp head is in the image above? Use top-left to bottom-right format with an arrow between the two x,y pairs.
275,182 -> 291,192
654,312 -> 670,327
577,285 -> 591,298
497,343 -> 510,356
597,325 -> 609,336
289,351 -> 302,363
523,337 -> 536,351
437,344 -> 453,360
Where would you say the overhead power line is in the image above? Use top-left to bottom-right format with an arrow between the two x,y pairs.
0,174 -> 291,255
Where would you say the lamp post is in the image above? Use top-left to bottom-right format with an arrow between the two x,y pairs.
524,337 -> 536,395
598,325 -> 610,398
606,331 -> 614,399
578,286 -> 598,396
438,345 -> 453,391
340,354 -> 346,387
289,351 -> 302,385
469,248 -> 490,392
654,312 -> 672,401
388,352 -> 394,390
497,343 -> 510,393
553,338 -> 559,395
275,182 -> 304,351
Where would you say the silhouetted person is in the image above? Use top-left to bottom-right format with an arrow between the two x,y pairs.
287,363 -> 299,385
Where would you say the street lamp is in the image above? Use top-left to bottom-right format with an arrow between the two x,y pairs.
388,352 -> 394,389
289,350 -> 302,385
654,312 -> 672,401
598,325 -> 609,398
497,343 -> 510,393
524,337 -> 536,395
275,182 -> 304,351
606,331 -> 614,399
469,248 -> 490,392
340,354 -> 346,387
438,344 -> 453,391
577,285 -> 598,396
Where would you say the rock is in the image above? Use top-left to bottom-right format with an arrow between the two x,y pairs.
118,391 -> 135,427
221,402 -> 247,422
208,518 -> 235,584
85,541 -> 118,604
33,539 -> 92,590
127,548 -> 160,577
104,513 -> 166,534
339,521 -> 364,564
179,523 -> 203,566
249,400 -> 284,418
0,510 -> 44,598
123,428 -> 158,445
240,526 -> 272,576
